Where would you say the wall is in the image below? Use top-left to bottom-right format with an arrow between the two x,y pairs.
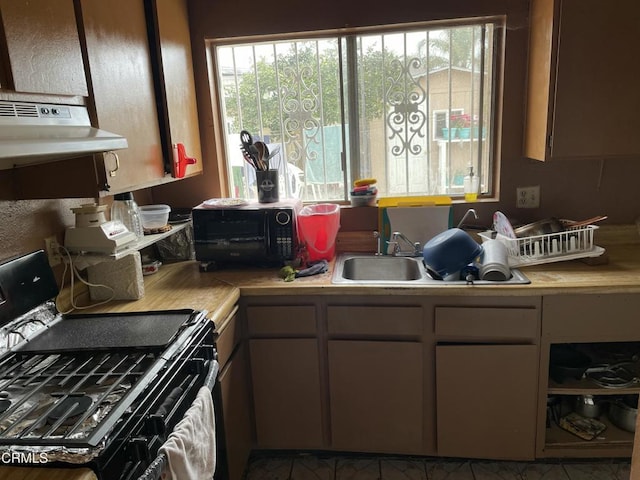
151,0 -> 640,229
0,199 -> 81,263
0,189 -> 152,265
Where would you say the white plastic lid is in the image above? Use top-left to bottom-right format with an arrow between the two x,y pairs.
139,204 -> 171,213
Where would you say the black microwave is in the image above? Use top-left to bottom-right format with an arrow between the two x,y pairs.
192,199 -> 301,269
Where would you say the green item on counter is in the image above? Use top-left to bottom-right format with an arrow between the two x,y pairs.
279,266 -> 297,282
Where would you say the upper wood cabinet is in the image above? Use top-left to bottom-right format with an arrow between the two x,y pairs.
79,0 -> 166,195
524,0 -> 640,161
145,0 -> 203,179
0,0 -> 203,199
0,0 -> 88,96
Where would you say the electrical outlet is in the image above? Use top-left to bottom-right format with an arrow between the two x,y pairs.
44,236 -> 62,266
516,185 -> 540,208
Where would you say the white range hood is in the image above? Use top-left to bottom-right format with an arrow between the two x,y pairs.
0,101 -> 128,169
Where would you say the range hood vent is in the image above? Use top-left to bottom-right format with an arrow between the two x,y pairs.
0,101 -> 128,170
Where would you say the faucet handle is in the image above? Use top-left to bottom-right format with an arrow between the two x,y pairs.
386,240 -> 400,256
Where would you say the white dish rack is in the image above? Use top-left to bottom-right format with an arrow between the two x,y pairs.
478,225 -> 605,267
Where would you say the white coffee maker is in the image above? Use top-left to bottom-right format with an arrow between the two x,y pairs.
64,203 -> 137,254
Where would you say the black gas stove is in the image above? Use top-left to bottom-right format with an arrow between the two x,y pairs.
0,251 -> 220,479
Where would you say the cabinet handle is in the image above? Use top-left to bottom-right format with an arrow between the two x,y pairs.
105,151 -> 120,177
173,143 -> 197,178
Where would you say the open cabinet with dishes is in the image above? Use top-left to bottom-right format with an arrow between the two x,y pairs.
539,294 -> 640,458
542,342 -> 639,457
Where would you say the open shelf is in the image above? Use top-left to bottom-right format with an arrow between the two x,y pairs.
546,415 -> 633,447
69,221 -> 189,269
544,414 -> 633,458
548,378 -> 640,395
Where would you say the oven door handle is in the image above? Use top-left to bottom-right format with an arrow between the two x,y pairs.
204,358 -> 219,392
146,359 -> 218,436
154,386 -> 184,418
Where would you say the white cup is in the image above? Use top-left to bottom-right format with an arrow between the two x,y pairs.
480,239 -> 510,281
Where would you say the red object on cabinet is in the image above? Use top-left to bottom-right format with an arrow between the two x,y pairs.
173,143 -> 197,178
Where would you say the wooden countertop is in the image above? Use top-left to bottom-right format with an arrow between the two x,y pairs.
210,229 -> 640,296
62,225 -> 640,305
57,260 -> 240,328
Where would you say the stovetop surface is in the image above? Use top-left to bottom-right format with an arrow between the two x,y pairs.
17,310 -> 196,353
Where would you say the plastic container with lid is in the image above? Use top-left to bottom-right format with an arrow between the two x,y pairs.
139,205 -> 171,230
111,192 -> 144,240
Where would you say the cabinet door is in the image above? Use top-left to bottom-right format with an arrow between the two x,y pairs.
0,0 -> 88,96
525,0 -> 640,161
249,339 -> 323,449
436,345 -> 538,460
219,342 -> 252,480
146,0 -> 203,178
328,340 -> 423,454
79,0 -> 165,194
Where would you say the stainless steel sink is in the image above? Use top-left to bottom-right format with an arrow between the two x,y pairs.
340,256 -> 423,281
331,253 -> 530,285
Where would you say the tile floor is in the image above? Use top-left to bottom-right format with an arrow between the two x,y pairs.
243,452 -> 631,480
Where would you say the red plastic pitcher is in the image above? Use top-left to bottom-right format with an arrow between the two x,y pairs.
297,203 -> 341,261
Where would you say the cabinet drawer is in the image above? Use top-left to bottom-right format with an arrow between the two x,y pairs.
435,307 -> 538,341
543,294 -> 640,340
327,306 -> 423,337
247,305 -> 316,336
216,306 -> 240,368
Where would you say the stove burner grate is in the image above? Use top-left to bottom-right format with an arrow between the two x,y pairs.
0,349 -> 157,446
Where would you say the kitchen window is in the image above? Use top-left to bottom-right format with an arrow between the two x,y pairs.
212,19 -> 502,201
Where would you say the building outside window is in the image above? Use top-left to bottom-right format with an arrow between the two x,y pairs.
212,19 -> 502,202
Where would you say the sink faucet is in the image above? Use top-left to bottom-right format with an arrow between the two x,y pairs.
388,231 -> 422,257
457,208 -> 479,229
373,230 -> 383,256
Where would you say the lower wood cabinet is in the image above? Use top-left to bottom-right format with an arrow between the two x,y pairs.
538,294 -> 640,459
249,338 -> 324,448
219,342 -> 251,480
328,340 -> 423,453
241,296 -> 545,461
216,306 -> 251,480
433,303 -> 541,460
436,344 -> 538,460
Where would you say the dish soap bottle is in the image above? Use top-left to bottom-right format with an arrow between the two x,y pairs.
463,166 -> 479,202
111,192 -> 144,240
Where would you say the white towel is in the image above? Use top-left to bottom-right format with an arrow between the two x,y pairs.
159,386 -> 216,480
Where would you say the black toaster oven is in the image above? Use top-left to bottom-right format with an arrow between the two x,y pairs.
192,199 -> 301,269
